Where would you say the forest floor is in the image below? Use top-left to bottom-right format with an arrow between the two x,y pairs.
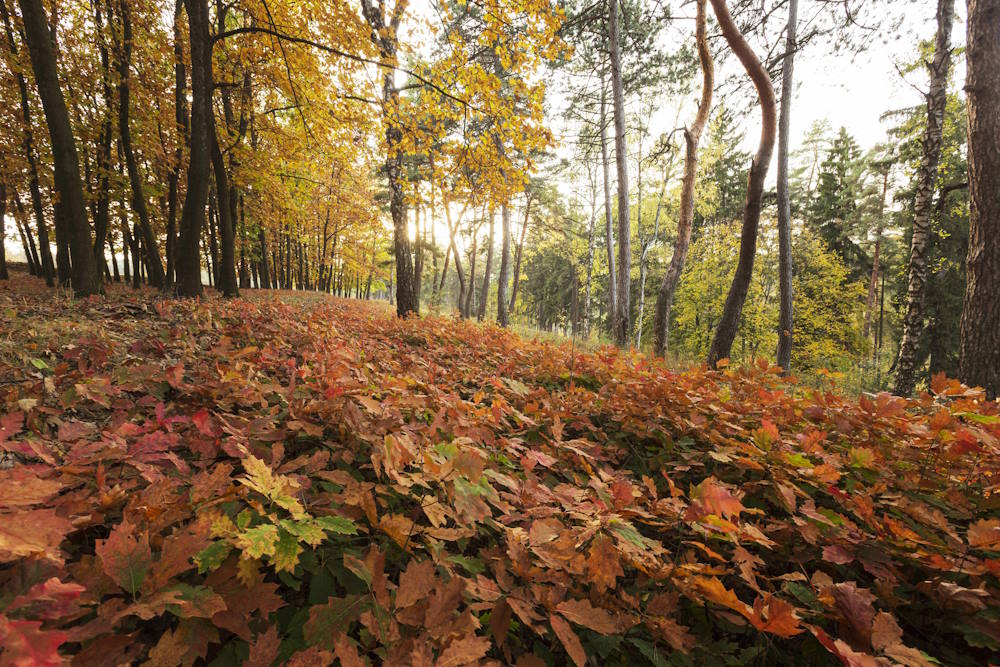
0,270 -> 998,666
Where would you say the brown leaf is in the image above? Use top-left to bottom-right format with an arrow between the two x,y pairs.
968,518 -> 1000,549
832,582 -> 876,646
435,635 -> 491,667
556,598 -> 618,634
585,534 -> 623,594
871,611 -> 903,652
397,559 -> 436,609
245,626 -> 281,667
549,613 -> 587,667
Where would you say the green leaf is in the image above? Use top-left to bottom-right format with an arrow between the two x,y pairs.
314,515 -> 358,535
30,358 -> 49,371
448,554 -> 485,575
237,524 -> 279,559
272,529 -> 303,573
194,541 -> 232,574
785,453 -> 813,468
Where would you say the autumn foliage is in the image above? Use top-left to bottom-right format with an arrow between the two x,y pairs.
0,273 -> 998,665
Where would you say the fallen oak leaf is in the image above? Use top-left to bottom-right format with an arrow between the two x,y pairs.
556,597 -> 619,634
549,613 -> 587,667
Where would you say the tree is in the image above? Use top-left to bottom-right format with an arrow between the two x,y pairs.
361,0 -> 416,317
893,0 -> 955,396
807,127 -> 867,279
651,0 -> 712,357
775,0 -> 798,373
1,0 -> 54,286
17,0 -> 99,296
114,0 -> 164,289
959,0 -> 1000,398
705,0 -> 777,368
175,0 -> 212,297
607,0 -> 630,346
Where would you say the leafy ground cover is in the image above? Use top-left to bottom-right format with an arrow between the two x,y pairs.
1,273 -> 998,666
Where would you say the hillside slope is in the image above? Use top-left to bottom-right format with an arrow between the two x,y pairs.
1,274 -> 998,666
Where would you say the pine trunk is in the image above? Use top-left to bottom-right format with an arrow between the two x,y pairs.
959,0 -> 1000,398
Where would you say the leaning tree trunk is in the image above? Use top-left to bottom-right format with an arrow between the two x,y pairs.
775,0 -> 798,373
958,0 -> 1000,399
175,0 -> 213,297
652,0 -> 713,357
608,0 -> 631,346
893,0 -> 955,395
705,0 -> 777,368
17,0 -> 100,296
497,203 -> 512,327
116,0 -> 164,288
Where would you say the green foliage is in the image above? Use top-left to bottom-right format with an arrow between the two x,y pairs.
669,221 -> 865,370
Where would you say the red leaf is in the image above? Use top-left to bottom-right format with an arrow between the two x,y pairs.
0,617 -> 68,667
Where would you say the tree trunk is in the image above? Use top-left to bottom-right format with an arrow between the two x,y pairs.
893,0 -> 955,395
115,0 -> 164,288
508,195 -> 531,315
959,0 -> 1000,399
584,183 -> 597,338
863,169 -> 889,339
12,194 -> 41,274
705,0 -> 777,368
207,191 -> 218,286
1,0 -> 55,286
166,0 -> 188,288
17,0 -> 99,296
653,0 -> 713,357
775,0 -> 798,373
599,83 -> 617,334
637,159 -> 672,349
210,133 -> 239,296
465,225 -> 478,319
608,0 -> 631,346
0,183 -> 8,279
478,209 -> 494,321
174,0 -> 212,296
91,0 -> 113,285
497,203 -> 512,327
414,202 -> 424,302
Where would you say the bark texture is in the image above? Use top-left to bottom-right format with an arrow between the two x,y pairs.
17,0 -> 100,296
775,0 -> 798,372
958,0 -> 1000,399
652,0 -> 713,357
175,0 -> 213,296
705,0 -> 777,368
893,0 -> 955,395
608,0 -> 631,346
